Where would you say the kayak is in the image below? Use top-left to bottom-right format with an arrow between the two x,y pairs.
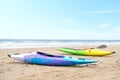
8,51 -> 98,66
56,48 -> 115,56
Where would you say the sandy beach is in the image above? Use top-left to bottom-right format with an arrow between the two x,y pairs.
0,45 -> 120,80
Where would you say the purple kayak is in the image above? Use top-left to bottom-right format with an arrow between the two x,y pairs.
8,51 -> 98,66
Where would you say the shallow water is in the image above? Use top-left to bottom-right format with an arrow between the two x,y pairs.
0,39 -> 120,49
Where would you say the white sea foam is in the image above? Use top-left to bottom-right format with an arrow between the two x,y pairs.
0,41 -> 120,49
0,39 -> 120,49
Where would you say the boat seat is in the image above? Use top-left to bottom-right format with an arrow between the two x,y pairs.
37,52 -> 64,58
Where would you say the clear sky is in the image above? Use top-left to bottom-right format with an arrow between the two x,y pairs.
0,0 -> 120,40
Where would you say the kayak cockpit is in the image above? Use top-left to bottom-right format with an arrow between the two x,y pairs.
36,52 -> 64,58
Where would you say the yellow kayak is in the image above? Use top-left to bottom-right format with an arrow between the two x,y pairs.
56,48 -> 115,56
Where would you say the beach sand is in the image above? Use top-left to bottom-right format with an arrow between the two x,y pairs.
0,45 -> 120,80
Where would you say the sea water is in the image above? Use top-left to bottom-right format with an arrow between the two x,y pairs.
0,39 -> 120,49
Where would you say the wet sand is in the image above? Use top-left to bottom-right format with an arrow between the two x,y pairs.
0,45 -> 120,80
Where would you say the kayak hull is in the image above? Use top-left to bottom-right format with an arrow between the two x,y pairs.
56,48 -> 114,56
8,52 -> 98,66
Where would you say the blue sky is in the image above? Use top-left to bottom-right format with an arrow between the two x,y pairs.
0,0 -> 120,40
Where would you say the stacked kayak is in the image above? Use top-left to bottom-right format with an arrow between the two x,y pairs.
56,48 -> 115,56
8,51 -> 98,66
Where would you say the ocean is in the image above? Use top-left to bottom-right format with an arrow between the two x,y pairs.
0,39 -> 120,49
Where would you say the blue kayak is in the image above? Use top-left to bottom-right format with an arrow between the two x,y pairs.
8,51 -> 99,66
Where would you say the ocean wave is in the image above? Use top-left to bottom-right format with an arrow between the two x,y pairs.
0,39 -> 120,49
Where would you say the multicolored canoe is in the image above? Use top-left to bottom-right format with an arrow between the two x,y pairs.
8,51 -> 98,66
56,48 -> 115,56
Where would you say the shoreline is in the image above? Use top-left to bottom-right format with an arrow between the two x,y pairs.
1,40 -> 120,49
0,43 -> 119,49
0,45 -> 120,80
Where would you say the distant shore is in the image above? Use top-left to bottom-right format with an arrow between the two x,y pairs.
0,45 -> 120,80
